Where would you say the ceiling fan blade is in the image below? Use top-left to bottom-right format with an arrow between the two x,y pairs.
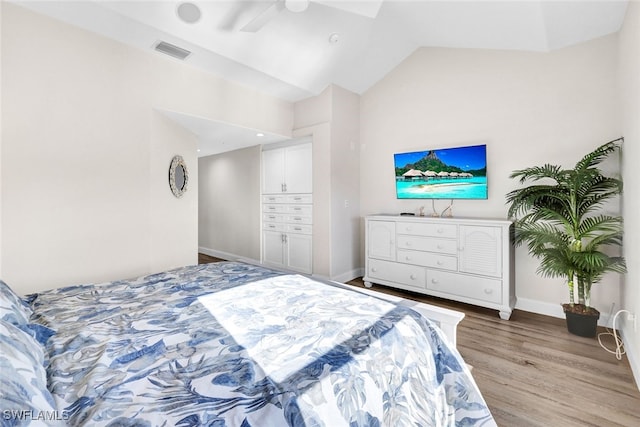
314,0 -> 384,19
240,1 -> 285,32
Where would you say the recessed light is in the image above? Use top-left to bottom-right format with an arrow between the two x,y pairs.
177,2 -> 201,24
256,133 -> 265,137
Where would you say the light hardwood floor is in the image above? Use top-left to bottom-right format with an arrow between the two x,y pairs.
344,277 -> 640,427
198,256 -> 640,426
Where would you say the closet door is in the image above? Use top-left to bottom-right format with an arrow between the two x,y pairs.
262,149 -> 285,194
263,230 -> 285,267
286,233 -> 313,273
283,143 -> 312,194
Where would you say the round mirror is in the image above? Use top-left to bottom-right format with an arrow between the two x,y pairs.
169,155 -> 189,198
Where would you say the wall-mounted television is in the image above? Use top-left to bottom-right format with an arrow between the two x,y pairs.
394,144 -> 487,199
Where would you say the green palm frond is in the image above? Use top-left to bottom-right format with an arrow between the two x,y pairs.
573,139 -> 623,172
577,215 -> 624,239
509,163 -> 566,183
506,185 -> 571,219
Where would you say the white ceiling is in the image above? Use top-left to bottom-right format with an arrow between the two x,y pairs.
15,0 -> 629,156
158,109 -> 289,156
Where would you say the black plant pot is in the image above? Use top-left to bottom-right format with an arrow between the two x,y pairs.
565,309 -> 600,338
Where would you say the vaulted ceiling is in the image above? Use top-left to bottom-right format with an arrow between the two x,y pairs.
14,0 -> 629,155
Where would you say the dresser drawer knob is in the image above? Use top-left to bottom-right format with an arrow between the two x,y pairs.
484,288 -> 493,294
437,228 -> 444,233
436,260 -> 443,266
405,256 -> 411,261
431,279 -> 439,285
410,274 -> 416,280
371,268 -> 378,273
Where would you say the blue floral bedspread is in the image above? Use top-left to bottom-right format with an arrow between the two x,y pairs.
29,261 -> 496,426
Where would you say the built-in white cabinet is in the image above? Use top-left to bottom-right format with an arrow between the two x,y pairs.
261,141 -> 313,274
364,215 -> 515,319
262,143 -> 312,194
262,194 -> 313,273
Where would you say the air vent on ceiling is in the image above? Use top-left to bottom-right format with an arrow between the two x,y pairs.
154,41 -> 191,60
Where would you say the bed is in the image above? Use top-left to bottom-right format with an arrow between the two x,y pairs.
1,261 -> 496,426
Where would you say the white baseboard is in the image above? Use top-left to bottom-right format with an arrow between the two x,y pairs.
331,268 -> 364,284
515,297 -> 613,328
198,247 -> 259,266
620,324 -> 640,391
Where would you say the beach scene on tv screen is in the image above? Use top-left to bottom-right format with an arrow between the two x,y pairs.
394,145 -> 487,199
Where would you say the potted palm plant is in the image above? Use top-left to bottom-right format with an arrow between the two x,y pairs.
505,138 -> 627,337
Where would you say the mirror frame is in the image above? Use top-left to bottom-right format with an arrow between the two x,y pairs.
169,155 -> 189,198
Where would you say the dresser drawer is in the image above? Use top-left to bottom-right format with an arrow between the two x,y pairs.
397,235 -> 457,255
426,270 -> 502,304
368,259 -> 426,290
287,224 -> 312,234
263,222 -> 286,232
287,205 -> 312,216
397,249 -> 457,271
397,222 -> 457,239
286,194 -> 313,204
286,214 -> 312,225
263,213 -> 285,223
263,204 -> 288,214
262,195 -> 287,204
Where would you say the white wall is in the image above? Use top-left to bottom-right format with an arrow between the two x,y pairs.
294,88 -> 332,277
329,86 -> 361,281
293,85 -> 361,281
150,111 -> 198,272
0,4 -> 292,294
360,35 -> 622,322
198,145 -> 262,262
618,1 -> 640,387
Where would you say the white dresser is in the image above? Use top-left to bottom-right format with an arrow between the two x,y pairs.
364,215 -> 515,319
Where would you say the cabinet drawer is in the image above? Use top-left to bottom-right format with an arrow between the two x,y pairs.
426,270 -> 502,304
397,235 -> 457,255
263,204 -> 288,214
263,222 -> 285,232
397,222 -> 457,239
397,249 -> 457,271
286,194 -> 313,204
263,213 -> 285,223
262,195 -> 287,204
286,214 -> 312,225
287,205 -> 312,216
287,224 -> 312,235
368,259 -> 426,290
